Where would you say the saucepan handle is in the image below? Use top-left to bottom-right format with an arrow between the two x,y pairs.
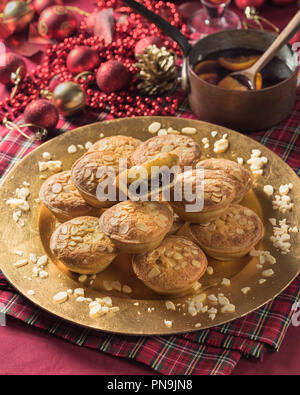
122,0 -> 191,57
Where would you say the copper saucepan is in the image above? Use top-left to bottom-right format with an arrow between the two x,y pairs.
123,0 -> 299,132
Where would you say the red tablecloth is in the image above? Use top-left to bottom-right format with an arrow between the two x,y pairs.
0,0 -> 300,375
1,316 -> 300,375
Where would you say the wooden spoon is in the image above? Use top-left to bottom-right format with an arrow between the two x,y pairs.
227,10 -> 300,90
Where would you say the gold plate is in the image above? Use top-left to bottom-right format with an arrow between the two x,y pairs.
0,117 -> 299,336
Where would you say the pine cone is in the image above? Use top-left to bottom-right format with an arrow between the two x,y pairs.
135,45 -> 179,95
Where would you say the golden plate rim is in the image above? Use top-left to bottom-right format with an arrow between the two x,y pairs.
0,116 -> 299,336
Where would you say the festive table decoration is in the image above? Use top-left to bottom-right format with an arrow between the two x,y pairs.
0,52 -> 26,85
0,0 -> 184,128
3,0 -> 34,33
234,0 -> 281,32
86,8 -> 115,44
134,36 -> 164,57
96,60 -> 131,93
32,0 -> 63,15
51,81 -> 86,115
38,5 -> 78,41
24,98 -> 59,131
66,46 -> 100,75
135,45 -> 178,95
243,6 -> 280,32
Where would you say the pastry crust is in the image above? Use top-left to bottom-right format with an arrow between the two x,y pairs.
132,236 -> 207,295
168,213 -> 185,235
131,134 -> 201,168
190,204 -> 264,260
39,171 -> 100,222
88,135 -> 142,161
170,169 -> 235,223
99,200 -> 173,253
71,150 -> 126,208
50,216 -> 118,274
197,158 -> 253,203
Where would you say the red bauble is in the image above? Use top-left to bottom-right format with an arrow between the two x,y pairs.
32,0 -> 62,15
234,0 -> 265,9
24,99 -> 59,130
38,5 -> 78,41
268,0 -> 295,5
0,53 -> 26,85
135,36 -> 164,57
66,46 -> 100,75
96,60 -> 131,93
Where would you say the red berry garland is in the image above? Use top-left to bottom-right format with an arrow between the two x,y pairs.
0,0 -> 186,123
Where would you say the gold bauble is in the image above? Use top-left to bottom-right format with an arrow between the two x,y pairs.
52,82 -> 86,116
3,1 -> 35,33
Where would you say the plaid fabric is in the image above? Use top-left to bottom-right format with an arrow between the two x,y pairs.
0,7 -> 300,375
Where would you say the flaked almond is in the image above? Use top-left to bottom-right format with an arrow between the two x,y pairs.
103,280 -> 113,291
206,266 -> 214,275
111,280 -> 122,292
122,285 -> 132,294
188,304 -> 197,317
119,222 -> 129,235
221,278 -> 231,287
181,127 -> 197,135
211,195 -> 222,203
163,257 -> 176,267
90,304 -> 107,318
14,259 -> 28,268
53,291 -> 68,304
148,266 -> 161,279
135,223 -> 148,232
148,122 -> 161,134
161,145 -> 174,153
221,304 -> 236,313
173,252 -> 183,261
103,155 -> 114,162
74,288 -> 85,297
218,296 -> 230,306
165,300 -> 176,311
262,269 -> 274,278
241,287 -> 251,295
191,259 -> 201,268
110,217 -> 119,226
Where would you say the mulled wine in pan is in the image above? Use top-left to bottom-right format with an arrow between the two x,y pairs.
193,48 -> 293,91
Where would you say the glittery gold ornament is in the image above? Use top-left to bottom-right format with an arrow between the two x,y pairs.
3,1 -> 34,33
52,82 -> 86,116
135,45 -> 179,96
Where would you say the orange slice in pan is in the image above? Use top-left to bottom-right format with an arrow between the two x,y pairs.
194,60 -> 219,76
218,76 -> 249,91
218,72 -> 263,91
197,73 -> 218,85
218,56 -> 260,71
255,72 -> 263,90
